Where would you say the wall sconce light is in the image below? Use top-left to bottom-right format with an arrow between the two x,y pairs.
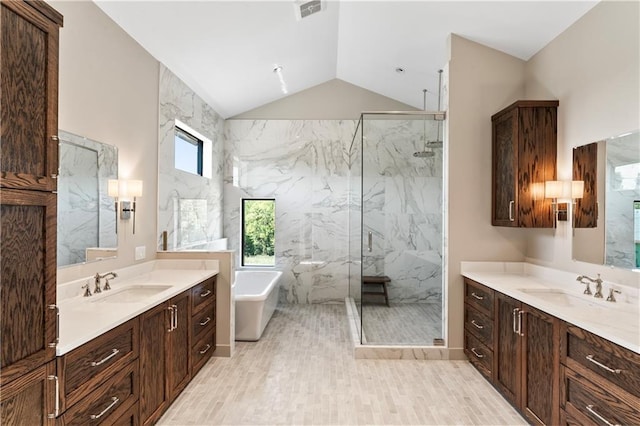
108,179 -> 143,234
545,180 -> 584,223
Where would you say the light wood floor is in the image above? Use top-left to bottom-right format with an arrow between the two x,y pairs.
158,304 -> 525,425
359,302 -> 442,345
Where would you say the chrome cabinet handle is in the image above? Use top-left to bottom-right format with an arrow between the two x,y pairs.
47,375 -> 59,418
586,404 -> 620,426
471,320 -> 484,329
90,396 -> 119,420
199,344 -> 212,355
586,355 -> 622,374
470,348 -> 484,359
471,292 -> 484,300
200,289 -> 212,298
172,304 -> 178,329
167,306 -> 174,332
518,310 -> 525,336
509,200 -> 515,221
199,317 -> 211,327
90,348 -> 119,367
512,308 -> 519,334
367,231 -> 372,252
48,305 -> 59,348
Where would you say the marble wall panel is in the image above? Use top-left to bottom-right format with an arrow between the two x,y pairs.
158,64 -> 225,251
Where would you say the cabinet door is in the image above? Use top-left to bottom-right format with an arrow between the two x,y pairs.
494,292 -> 521,406
521,305 -> 560,426
0,361 -> 56,425
573,143 -> 598,228
1,189 -> 57,384
139,303 -> 169,425
167,290 -> 191,402
0,0 -> 62,192
492,108 -> 518,226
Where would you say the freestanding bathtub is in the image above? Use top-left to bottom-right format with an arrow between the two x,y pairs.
235,270 -> 282,341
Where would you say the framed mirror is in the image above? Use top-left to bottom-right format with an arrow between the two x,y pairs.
57,130 -> 118,267
572,130 -> 640,271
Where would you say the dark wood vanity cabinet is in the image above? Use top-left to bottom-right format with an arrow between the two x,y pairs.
464,278 -> 560,425
491,100 -> 558,228
140,289 -> 191,426
191,277 -> 216,377
0,1 -> 63,424
559,323 -> 640,425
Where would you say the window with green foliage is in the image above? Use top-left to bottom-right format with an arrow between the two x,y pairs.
242,199 -> 275,266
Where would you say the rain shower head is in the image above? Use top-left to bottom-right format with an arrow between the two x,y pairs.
413,70 -> 444,158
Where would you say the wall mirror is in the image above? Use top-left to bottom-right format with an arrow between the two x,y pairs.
572,130 -> 640,271
57,130 -> 118,267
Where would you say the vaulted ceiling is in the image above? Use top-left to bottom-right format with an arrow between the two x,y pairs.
95,0 -> 599,118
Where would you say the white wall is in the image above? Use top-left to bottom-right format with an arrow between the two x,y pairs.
447,35 -> 529,351
524,0 -> 640,287
53,0 -> 160,282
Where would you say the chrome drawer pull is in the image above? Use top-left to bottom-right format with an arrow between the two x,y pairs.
199,344 -> 212,355
586,404 -> 620,426
47,375 -> 59,418
90,397 -> 119,420
470,348 -> 484,359
471,320 -> 484,329
586,355 -> 622,374
509,200 -> 515,221
471,292 -> 484,300
512,308 -> 520,334
48,305 -> 59,348
199,317 -> 211,326
200,289 -> 212,298
91,348 -> 119,367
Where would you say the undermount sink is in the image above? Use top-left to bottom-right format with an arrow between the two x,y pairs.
91,285 -> 172,303
518,288 -> 600,309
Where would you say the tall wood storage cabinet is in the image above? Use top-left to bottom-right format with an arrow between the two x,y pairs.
0,1 -> 63,424
491,101 -> 558,228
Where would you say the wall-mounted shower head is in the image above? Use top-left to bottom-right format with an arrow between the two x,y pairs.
413,150 -> 435,158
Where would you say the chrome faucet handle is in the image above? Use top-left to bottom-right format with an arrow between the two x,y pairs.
82,282 -> 92,297
93,273 -> 102,294
103,279 -> 112,291
577,276 -> 592,295
606,288 -> 621,302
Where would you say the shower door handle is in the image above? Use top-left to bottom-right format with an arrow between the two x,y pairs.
367,231 -> 372,252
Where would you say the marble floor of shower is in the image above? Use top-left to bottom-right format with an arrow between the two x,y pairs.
356,302 -> 442,345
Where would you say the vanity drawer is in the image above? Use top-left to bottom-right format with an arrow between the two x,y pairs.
562,323 -> 640,400
192,300 -> 215,343
464,303 -> 493,349
58,318 -> 139,410
192,332 -> 215,377
562,365 -> 639,426
464,278 -> 494,318
464,331 -> 493,381
62,360 -> 138,425
191,276 -> 216,314
111,401 -> 139,426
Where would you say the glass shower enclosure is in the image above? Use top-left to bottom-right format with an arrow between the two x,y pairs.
348,111 -> 445,346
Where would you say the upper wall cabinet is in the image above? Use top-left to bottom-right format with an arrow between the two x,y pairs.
0,0 -> 63,192
492,100 -> 558,228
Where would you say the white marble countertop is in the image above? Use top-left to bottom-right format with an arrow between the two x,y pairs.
57,259 -> 219,355
461,262 -> 639,354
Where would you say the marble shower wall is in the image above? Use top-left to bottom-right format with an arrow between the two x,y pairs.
361,117 -> 444,303
57,130 -> 117,267
224,118 -> 443,304
224,120 -> 357,303
158,65 -> 225,250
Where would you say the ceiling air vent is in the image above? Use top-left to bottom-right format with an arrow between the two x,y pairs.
294,0 -> 325,20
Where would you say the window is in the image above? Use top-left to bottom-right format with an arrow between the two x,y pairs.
175,126 -> 203,176
242,199 -> 275,266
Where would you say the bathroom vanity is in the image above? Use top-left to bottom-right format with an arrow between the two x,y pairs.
462,262 -> 639,425
55,260 -> 218,425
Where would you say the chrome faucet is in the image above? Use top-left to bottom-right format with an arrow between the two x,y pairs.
576,274 -> 603,298
82,281 -> 92,297
94,272 -> 118,293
